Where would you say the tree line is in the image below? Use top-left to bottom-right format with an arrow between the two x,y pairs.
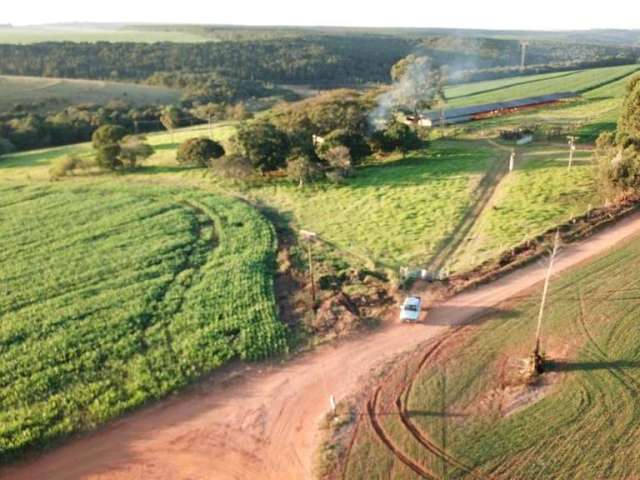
0,35 -> 637,89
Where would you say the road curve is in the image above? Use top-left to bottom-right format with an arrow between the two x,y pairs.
4,212 -> 640,480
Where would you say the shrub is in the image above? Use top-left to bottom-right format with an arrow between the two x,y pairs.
286,155 -> 322,187
322,146 -> 353,178
318,128 -> 371,164
119,135 -> 155,168
177,137 -> 225,167
216,154 -> 255,181
49,155 -> 85,180
0,137 -> 16,156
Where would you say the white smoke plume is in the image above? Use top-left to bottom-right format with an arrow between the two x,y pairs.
368,55 -> 438,131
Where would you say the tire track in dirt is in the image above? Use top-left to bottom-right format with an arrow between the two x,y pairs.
396,329 -> 494,480
365,328 -> 492,480
367,387 -> 439,480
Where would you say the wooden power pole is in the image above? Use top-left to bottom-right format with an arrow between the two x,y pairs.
532,230 -> 560,374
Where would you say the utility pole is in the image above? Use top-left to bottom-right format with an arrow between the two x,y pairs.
300,230 -> 318,307
533,230 -> 560,374
520,41 -> 529,71
567,136 -> 577,170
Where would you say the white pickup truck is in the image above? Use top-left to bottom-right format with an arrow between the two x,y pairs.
399,296 -> 422,322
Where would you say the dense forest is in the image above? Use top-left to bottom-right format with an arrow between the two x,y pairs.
0,35 -> 637,87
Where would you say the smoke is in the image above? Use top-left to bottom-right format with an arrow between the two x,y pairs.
368,55 -> 438,131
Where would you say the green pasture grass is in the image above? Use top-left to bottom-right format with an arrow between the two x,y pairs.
345,233 -> 640,479
0,182 -> 287,461
452,145 -> 598,272
0,75 -> 181,110
247,140 -> 494,270
1,122 -> 600,275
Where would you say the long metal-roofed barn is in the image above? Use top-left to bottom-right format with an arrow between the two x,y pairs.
422,92 -> 578,125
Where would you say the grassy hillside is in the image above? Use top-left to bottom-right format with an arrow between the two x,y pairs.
345,232 -> 640,479
0,183 -> 287,460
0,75 -> 181,110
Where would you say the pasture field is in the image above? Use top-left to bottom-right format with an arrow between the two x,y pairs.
452,145 -> 598,271
0,183 -> 287,460
0,26 -> 206,44
0,75 -> 181,110
0,124 -> 598,275
345,233 -> 640,479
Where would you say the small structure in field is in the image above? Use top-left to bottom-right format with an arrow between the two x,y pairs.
397,112 -> 433,128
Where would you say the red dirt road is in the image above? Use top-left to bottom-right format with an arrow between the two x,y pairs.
4,212 -> 640,480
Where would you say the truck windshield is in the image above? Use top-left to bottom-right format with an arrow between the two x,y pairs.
404,305 -> 418,312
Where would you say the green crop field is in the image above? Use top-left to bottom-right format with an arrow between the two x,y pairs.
345,233 -> 640,479
445,65 -> 640,108
445,65 -> 640,142
0,75 -> 181,110
0,182 -> 287,460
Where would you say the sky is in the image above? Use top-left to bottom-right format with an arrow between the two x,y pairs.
2,0 -> 639,31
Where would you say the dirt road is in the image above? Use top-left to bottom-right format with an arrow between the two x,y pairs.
4,212 -> 640,480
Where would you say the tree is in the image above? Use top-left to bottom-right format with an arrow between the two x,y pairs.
286,155 -> 321,188
92,124 -> 126,149
318,128 -> 371,164
322,146 -> 353,178
233,121 -> 290,172
177,137 -> 225,167
226,102 -> 253,121
92,125 -> 127,170
91,126 -> 154,170
594,76 -> 640,198
119,135 -> 155,168
617,75 -> 640,145
95,144 -> 122,170
382,120 -> 422,155
160,107 -> 181,143
192,103 -> 226,137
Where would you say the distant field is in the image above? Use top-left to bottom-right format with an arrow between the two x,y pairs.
346,233 -> 640,479
450,65 -> 639,141
0,183 -> 287,460
0,75 -> 181,110
0,27 -> 206,44
445,65 -> 640,107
